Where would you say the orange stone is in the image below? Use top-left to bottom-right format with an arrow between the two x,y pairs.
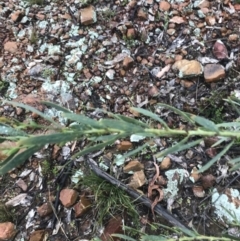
204,64 -> 225,82
10,10 -> 22,22
60,189 -> 78,208
0,222 -> 16,240
126,28 -> 136,39
29,230 -> 45,241
117,141 -> 133,151
159,1 -> 171,11
74,195 -> 91,218
123,160 -> 144,173
123,56 -> 134,70
137,8 -> 148,20
4,41 -> 18,53
80,5 -> 97,25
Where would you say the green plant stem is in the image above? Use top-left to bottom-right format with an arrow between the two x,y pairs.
74,127 -> 240,139
68,127 -> 240,139
166,236 -> 234,241
144,128 -> 237,138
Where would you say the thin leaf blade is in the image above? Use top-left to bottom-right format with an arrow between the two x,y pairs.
63,113 -> 103,129
115,142 -> 149,164
155,138 -> 203,158
199,141 -> 234,173
100,119 -> 144,133
0,124 -> 27,136
191,115 -> 219,132
41,101 -> 72,113
229,156 -> 240,171
157,103 -> 195,124
4,100 -> 61,127
18,132 -> 81,146
131,107 -> 169,129
114,114 -> 149,128
72,137 -> 118,159
0,145 -> 43,175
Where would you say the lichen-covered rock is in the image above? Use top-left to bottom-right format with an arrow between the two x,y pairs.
163,169 -> 188,211
212,188 -> 240,223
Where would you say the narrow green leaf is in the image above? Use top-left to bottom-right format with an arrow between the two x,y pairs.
222,233 -> 240,241
4,100 -> 61,127
0,148 -> 20,167
131,107 -> 169,129
211,137 -> 230,147
191,115 -> 219,132
41,101 -> 72,113
199,141 -> 234,173
225,98 -> 240,116
229,156 -> 240,171
18,132 -> 81,146
112,234 -> 136,241
140,235 -> 167,241
72,138 -> 117,159
230,162 -> 240,171
0,124 -> 27,136
225,97 -> 240,107
132,132 -> 158,138
114,114 -> 149,128
92,108 -> 149,128
0,136 -> 27,142
0,145 -> 42,175
155,138 -> 203,158
88,134 -> 118,142
63,113 -> 103,129
216,122 -> 240,129
116,142 -> 149,164
157,103 -> 195,125
229,156 -> 240,164
100,119 -> 144,133
91,238 -> 102,241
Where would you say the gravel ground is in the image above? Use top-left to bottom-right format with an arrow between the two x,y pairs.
0,0 -> 240,240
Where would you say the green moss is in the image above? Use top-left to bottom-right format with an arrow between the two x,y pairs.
42,68 -> 55,79
81,173 -> 139,227
41,160 -> 52,177
29,29 -> 38,44
101,8 -> 116,20
24,0 -> 44,5
79,0 -> 98,7
0,80 -> 10,96
120,0 -> 129,6
123,36 -> 139,48
199,90 -> 228,123
0,203 -> 13,222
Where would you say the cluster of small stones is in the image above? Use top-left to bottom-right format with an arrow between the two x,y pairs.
0,0 -> 239,117
0,0 -> 239,239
